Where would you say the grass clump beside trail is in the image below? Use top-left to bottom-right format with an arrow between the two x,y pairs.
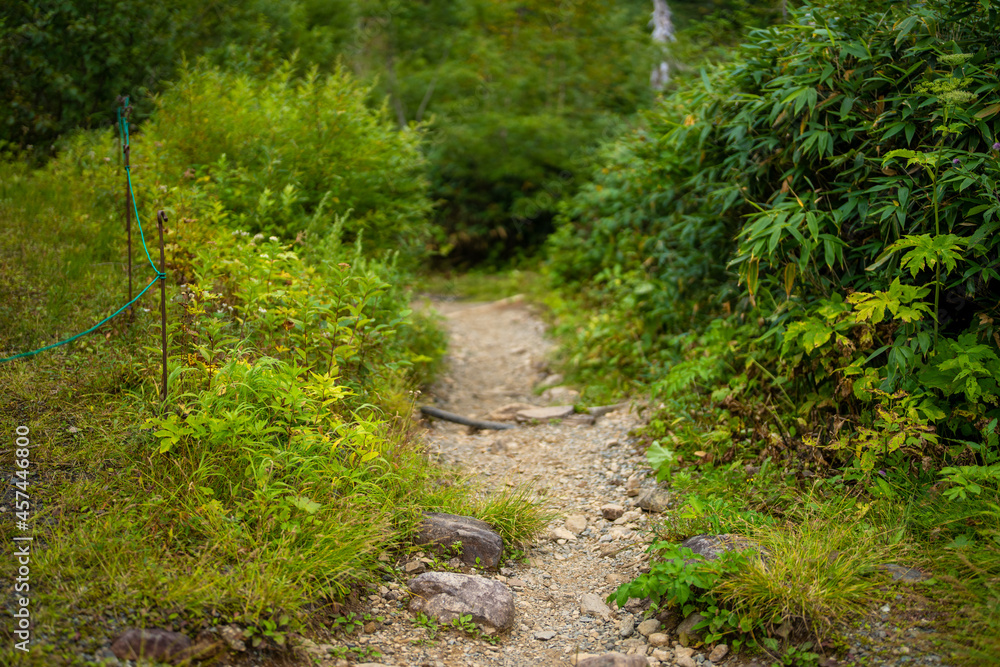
0,62 -> 544,666
545,0 -> 1000,665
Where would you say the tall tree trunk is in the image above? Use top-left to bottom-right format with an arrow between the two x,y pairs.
650,0 -> 675,89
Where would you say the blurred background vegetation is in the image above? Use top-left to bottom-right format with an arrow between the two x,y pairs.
2,0 -> 999,662
1,0 -> 782,262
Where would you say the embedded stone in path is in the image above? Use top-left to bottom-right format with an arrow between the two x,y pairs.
542,386 -> 580,404
486,402 -> 536,421
534,630 -> 557,640
111,628 -> 191,662
219,624 -> 246,651
576,653 -> 650,667
636,618 -> 661,636
601,503 -> 625,521
709,644 -> 730,662
648,632 -> 670,647
580,592 -> 613,621
413,512 -> 504,569
876,563 -> 930,582
636,487 -> 672,513
587,402 -> 630,417
676,654 -> 697,667
563,412 -> 597,426
408,572 -> 515,632
516,405 -> 575,421
537,373 -> 564,389
624,474 -> 642,497
565,514 -> 588,534
550,526 -> 578,542
294,636 -> 348,665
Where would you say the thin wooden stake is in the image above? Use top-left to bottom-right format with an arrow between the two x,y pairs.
124,105 -> 133,317
157,210 -> 168,404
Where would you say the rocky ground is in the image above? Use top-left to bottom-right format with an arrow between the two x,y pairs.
90,295 -> 959,667
306,295 -> 954,667
274,297 -> 721,667
328,295 -> 733,667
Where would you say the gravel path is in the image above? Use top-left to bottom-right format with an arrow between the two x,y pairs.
307,297 -> 957,667
318,296 -> 750,667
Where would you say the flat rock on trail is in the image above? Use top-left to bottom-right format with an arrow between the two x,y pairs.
338,297 -> 733,667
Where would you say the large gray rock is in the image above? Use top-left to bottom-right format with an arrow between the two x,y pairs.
679,534 -> 759,562
408,572 -> 515,632
577,653 -> 650,667
413,512 -> 503,569
111,629 -> 190,662
636,488 -> 671,513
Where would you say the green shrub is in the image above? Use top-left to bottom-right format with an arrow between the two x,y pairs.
144,61 -> 431,260
548,0 -> 1000,466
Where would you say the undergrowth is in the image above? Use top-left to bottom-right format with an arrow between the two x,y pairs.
0,64 -> 544,666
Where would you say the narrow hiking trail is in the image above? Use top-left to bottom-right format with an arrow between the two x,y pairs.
319,296 -> 754,667
304,297 -> 951,667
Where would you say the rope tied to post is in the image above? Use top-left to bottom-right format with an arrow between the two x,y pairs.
0,98 -> 167,364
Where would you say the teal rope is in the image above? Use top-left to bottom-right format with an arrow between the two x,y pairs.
125,165 -> 162,274
0,98 -> 166,365
0,276 -> 162,363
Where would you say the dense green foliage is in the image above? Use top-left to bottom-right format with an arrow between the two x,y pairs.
0,59 -> 544,664
358,0 -> 657,260
146,61 -> 431,257
548,1 -> 1000,660
0,0 -> 358,154
1,0 -> 655,256
10,0 -> 1000,662
3,0 -> 782,260
550,0 -> 1000,462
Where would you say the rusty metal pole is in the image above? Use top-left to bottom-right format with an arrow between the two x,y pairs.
124,104 -> 133,318
157,210 -> 168,404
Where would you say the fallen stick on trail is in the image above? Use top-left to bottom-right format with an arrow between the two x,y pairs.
419,405 -> 516,430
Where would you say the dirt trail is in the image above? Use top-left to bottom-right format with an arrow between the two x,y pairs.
327,296 -> 730,667
299,296 -> 946,667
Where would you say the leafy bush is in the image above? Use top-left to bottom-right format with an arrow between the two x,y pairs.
0,61 -> 549,648
548,0 -> 1000,467
144,61 -> 432,260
